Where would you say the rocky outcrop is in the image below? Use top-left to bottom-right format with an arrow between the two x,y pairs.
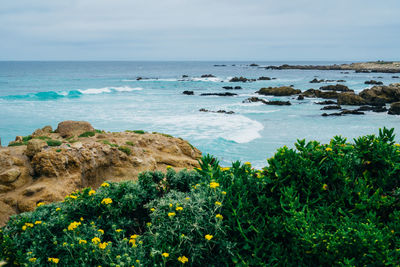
229,77 -> 256,82
319,84 -> 352,92
359,84 -> 400,105
337,93 -> 367,106
199,108 -> 235,114
256,86 -> 301,96
56,121 -> 95,138
258,76 -> 271,80
365,80 -> 383,85
0,121 -> 201,226
303,89 -> 340,99
201,74 -> 215,78
222,86 -> 242,90
315,100 -> 337,105
321,105 -> 341,110
388,102 -> 400,115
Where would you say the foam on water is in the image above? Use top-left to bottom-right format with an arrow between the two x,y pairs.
78,86 -> 142,94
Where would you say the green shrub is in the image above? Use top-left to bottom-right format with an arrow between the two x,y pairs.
100,140 -> 118,147
79,131 -> 96,138
95,129 -> 103,134
125,141 -> 135,146
8,142 -> 25,147
126,130 -> 146,134
1,128 -> 400,266
46,140 -> 62,147
118,146 -> 132,155
34,136 -> 51,140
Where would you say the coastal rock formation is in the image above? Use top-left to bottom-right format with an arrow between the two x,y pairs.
359,84 -> 400,105
256,86 -> 301,96
201,74 -> 215,78
321,105 -> 341,110
337,93 -> 367,106
303,89 -> 340,99
319,84 -> 352,92
0,121 -> 201,226
388,102 -> 400,115
365,80 -> 383,85
229,77 -> 256,83
56,121 -> 94,138
200,92 -> 237,96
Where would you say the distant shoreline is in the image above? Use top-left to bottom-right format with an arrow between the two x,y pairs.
263,61 -> 400,73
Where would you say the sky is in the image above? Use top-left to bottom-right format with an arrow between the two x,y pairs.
0,0 -> 399,61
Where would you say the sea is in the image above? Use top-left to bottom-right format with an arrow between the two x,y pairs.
0,61 -> 399,168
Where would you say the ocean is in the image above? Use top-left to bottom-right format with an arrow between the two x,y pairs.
0,61 -> 399,168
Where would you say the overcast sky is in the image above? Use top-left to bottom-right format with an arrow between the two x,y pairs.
1,0 -> 399,61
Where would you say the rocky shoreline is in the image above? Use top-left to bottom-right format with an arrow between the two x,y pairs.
0,121 -> 201,226
263,61 -> 400,73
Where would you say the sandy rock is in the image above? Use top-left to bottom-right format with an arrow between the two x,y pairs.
26,139 -> 47,157
55,120 -> 94,138
0,168 -> 21,183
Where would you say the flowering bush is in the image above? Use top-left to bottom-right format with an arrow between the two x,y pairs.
1,128 -> 400,266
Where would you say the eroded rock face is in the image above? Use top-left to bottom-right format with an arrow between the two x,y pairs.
337,93 -> 367,106
0,121 -> 202,226
55,120 -> 95,138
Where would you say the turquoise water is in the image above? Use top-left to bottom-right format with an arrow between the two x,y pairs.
0,61 -> 399,168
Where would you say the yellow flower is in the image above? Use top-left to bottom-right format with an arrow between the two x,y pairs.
169,203 -> 173,208
205,234 -> 213,240
181,234 -> 185,237
37,202 -> 45,207
115,229 -> 123,233
166,165 -> 172,169
25,223 -> 34,228
79,239 -> 87,244
98,242 -> 108,250
221,191 -> 226,195
88,190 -> 96,196
146,222 -> 152,227
395,144 -> 400,147
131,234 -> 139,239
168,212 -> 176,217
22,225 -> 27,231
150,208 -> 155,212
92,237 -> 101,244
69,195 -> 77,199
101,198 -> 113,205
129,239 -> 137,247
162,252 -> 169,258
80,217 -> 84,221
325,147 -> 332,152
63,242 -> 68,246
29,258 -> 37,262
34,221 -> 42,225
67,221 -> 81,231
185,197 -> 190,200
98,229 -> 104,234
215,201 -> 222,206
220,167 -> 230,171
216,214 -> 223,220
101,182 -> 110,187
56,208 -> 61,211
48,258 -> 59,264
178,256 -> 189,264
322,184 -> 328,191
176,206 -> 183,211
209,182 -> 220,189
244,162 -> 251,166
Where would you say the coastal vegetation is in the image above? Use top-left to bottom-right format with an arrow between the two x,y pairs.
1,128 -> 400,266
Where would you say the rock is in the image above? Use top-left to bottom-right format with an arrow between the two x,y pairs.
337,93 -> 367,105
319,84 -> 352,92
315,100 -> 337,105
303,89 -> 340,99
182,75 -> 189,78
229,76 -> 255,82
310,78 -> 324,83
249,63 -> 259,67
55,120 -> 95,138
365,80 -> 383,85
222,86 -> 233,90
337,80 -> 346,82
15,136 -> 23,142
393,76 -> 399,78
388,102 -> 400,115
359,85 -> 400,105
199,108 -> 234,114
182,91 -> 194,95
0,168 -> 21,183
322,110 -> 365,116
297,95 -> 304,100
234,86 -> 242,89
258,76 -> 271,80
256,86 -> 301,96
201,74 -> 215,78
243,97 -> 291,105
356,106 -> 387,113
200,92 -> 237,96
321,105 -> 341,110
26,139 -> 48,158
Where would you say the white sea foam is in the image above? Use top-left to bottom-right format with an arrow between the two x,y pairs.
149,113 -> 264,144
78,86 -> 143,94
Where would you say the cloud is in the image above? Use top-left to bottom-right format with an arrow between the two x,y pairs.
0,0 -> 399,60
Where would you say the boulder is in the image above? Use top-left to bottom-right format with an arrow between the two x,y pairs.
0,168 -> 21,183
182,91 -> 194,95
310,78 -> 324,83
26,139 -> 48,158
297,95 -> 304,100
256,86 -> 301,96
55,121 -> 95,138
201,74 -> 215,78
321,105 -> 341,110
337,93 -> 367,105
303,89 -> 340,99
359,85 -> 400,104
222,86 -> 233,89
229,77 -> 255,82
315,100 -> 337,105
319,84 -> 352,92
388,102 -> 400,115
258,76 -> 271,80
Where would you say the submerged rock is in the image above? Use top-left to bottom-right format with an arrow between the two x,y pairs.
258,76 -> 271,80
201,74 -> 215,78
182,91 -> 194,95
365,80 -> 383,85
322,110 -> 365,116
200,92 -> 237,96
310,78 -> 325,83
315,100 -> 337,105
199,108 -> 235,114
319,84 -> 352,92
321,105 -> 341,110
243,97 -> 291,105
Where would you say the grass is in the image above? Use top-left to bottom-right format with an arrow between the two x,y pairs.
118,146 -> 132,155
125,141 -> 135,146
100,140 -> 119,147
126,130 -> 146,134
79,131 -> 96,138
46,140 -> 62,147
